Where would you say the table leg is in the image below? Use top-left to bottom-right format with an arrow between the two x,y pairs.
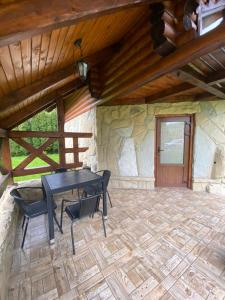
46,192 -> 55,243
42,177 -> 55,244
103,180 -> 107,218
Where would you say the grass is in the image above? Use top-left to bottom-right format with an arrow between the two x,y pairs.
12,153 -> 59,182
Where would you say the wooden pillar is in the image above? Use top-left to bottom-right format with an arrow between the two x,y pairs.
0,134 -> 13,183
57,99 -> 66,168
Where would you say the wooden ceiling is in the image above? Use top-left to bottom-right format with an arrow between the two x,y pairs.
0,0 -> 225,128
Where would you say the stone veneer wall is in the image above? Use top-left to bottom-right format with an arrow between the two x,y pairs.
0,186 -> 19,300
96,101 -> 225,192
65,108 -> 98,171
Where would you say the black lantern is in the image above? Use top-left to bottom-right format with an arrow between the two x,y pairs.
74,38 -> 89,82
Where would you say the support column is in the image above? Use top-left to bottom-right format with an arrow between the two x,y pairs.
57,99 -> 65,168
0,133 -> 13,184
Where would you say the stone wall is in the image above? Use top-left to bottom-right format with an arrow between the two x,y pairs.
96,101 -> 225,192
0,186 -> 19,300
65,108 -> 98,171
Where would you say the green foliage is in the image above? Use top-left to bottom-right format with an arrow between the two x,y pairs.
12,153 -> 59,182
10,110 -> 58,156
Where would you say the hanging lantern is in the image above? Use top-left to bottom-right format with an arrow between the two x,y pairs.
74,38 -> 89,82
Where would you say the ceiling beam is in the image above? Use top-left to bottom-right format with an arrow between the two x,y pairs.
206,69 -> 225,86
0,0 -> 160,47
103,97 -> 146,106
174,66 -> 225,99
146,82 -> 195,103
99,21 -> 225,104
0,66 -> 77,111
0,80 -> 82,130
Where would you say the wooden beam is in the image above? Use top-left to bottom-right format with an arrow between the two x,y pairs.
0,80 -> 82,130
174,66 -> 225,99
103,97 -> 146,106
0,137 -> 13,179
0,65 -> 77,111
206,69 -> 225,86
0,0 -> 160,47
9,131 -> 92,138
146,82 -> 194,103
100,21 -> 225,104
0,129 -> 8,138
57,99 -> 66,167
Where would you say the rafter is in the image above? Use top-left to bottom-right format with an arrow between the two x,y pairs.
0,80 -> 82,130
174,66 -> 225,99
0,66 -> 78,111
99,21 -> 225,104
0,0 -> 160,47
206,69 -> 225,86
146,82 -> 195,103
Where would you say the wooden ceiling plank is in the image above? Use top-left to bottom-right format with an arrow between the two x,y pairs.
9,41 -> 25,89
0,65 -> 11,95
0,65 -> 77,111
31,34 -> 42,82
43,29 -> 61,77
0,0 -> 159,47
0,46 -> 18,91
49,27 -> 69,75
55,25 -> 76,70
174,66 -> 225,99
38,32 -> 51,80
21,39 -> 32,85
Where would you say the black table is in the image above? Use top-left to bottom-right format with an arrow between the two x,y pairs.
41,169 -> 107,244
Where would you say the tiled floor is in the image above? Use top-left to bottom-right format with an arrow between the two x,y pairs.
8,188 -> 225,299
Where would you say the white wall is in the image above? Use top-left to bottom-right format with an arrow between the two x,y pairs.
65,108 -> 98,171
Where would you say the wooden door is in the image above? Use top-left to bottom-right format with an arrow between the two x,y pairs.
155,115 -> 194,187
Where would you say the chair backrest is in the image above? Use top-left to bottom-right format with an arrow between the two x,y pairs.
10,188 -> 27,212
55,168 -> 67,173
102,170 -> 111,188
79,193 -> 101,218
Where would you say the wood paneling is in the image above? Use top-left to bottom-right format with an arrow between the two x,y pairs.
0,6 -> 147,126
0,7 -> 146,96
0,0 -> 158,47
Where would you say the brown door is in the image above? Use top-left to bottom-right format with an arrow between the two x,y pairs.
155,116 -> 193,187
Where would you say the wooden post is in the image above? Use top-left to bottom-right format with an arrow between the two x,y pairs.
57,99 -> 66,168
1,135 -> 13,184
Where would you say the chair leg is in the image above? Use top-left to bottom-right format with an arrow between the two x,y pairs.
22,215 -> 26,229
21,217 -> 29,249
71,222 -> 76,255
100,211 -> 107,238
107,190 -> 113,208
60,200 -> 65,230
53,212 -> 63,234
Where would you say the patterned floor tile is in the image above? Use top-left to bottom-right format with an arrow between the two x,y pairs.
8,188 -> 225,299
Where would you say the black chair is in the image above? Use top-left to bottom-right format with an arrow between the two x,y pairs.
83,170 -> 112,208
63,193 -> 106,254
54,168 -> 68,173
10,187 -> 62,248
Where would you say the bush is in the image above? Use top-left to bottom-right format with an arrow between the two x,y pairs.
10,110 -> 58,156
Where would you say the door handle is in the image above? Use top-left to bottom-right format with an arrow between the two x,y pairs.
157,147 -> 164,153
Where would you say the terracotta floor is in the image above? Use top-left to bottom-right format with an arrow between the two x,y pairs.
8,188 -> 225,300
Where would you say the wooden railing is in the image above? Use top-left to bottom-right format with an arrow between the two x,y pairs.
8,131 -> 92,177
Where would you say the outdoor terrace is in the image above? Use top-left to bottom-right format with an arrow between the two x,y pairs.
8,187 -> 225,299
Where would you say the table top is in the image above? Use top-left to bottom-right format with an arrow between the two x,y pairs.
42,169 -> 102,193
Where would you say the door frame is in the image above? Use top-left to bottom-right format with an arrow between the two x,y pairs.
154,114 -> 195,189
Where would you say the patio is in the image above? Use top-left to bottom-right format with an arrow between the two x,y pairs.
8,187 -> 225,299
